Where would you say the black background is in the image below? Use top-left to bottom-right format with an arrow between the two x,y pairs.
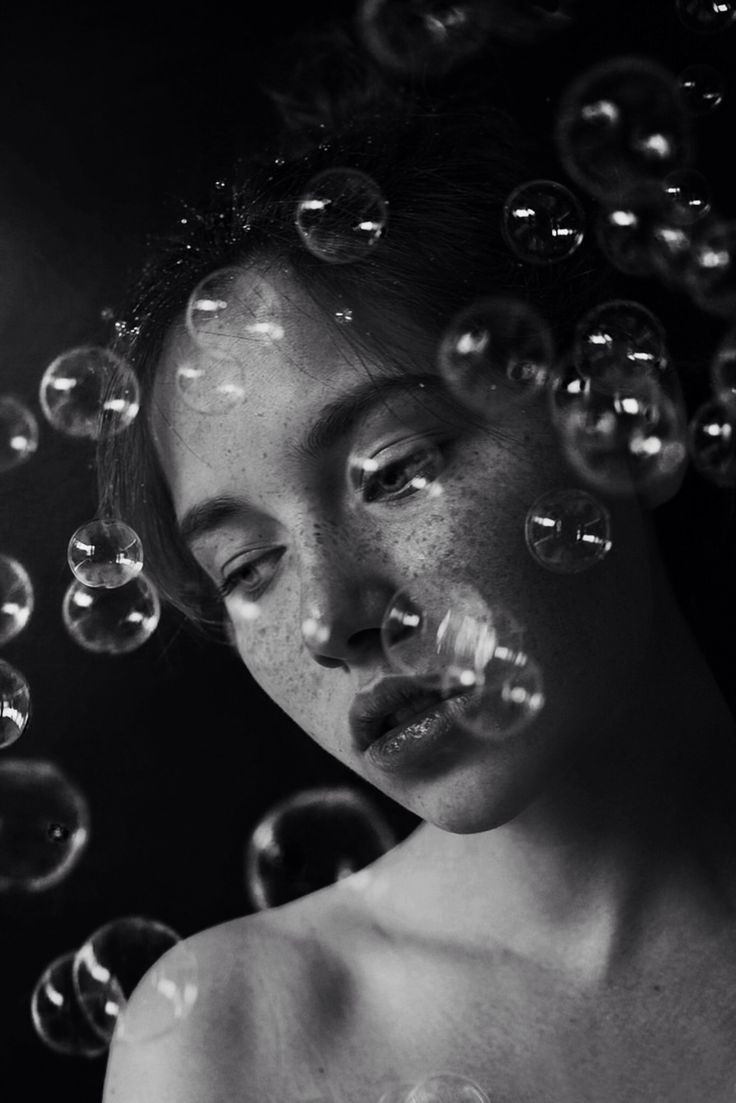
0,1 -> 734,1099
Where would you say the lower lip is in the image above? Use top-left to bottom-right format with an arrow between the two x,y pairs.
364,691 -> 476,773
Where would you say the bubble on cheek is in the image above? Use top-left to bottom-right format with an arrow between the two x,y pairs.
405,1070 -> 491,1103
244,787 -> 396,910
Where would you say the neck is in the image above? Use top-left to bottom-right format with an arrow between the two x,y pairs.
362,573 -> 736,978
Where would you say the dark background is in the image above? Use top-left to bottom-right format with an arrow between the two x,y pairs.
0,1 -> 734,1099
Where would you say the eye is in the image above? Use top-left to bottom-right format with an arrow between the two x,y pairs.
219,549 -> 283,600
353,439 -> 446,504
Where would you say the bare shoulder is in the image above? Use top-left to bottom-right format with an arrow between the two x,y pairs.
102,887 -> 367,1103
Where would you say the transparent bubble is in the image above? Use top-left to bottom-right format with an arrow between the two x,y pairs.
73,917 -> 199,1044
185,266 -> 285,351
356,0 -> 489,76
595,182 -> 673,277
174,348 -> 247,415
525,488 -> 612,573
295,168 -> 388,264
407,1071 -> 491,1103
455,656 -> 546,742
502,179 -> 585,265
67,519 -> 143,589
245,787 -> 396,910
555,56 -> 692,200
438,297 -> 553,417
555,377 -> 688,497
0,553 -> 34,645
675,0 -> 736,33
0,758 -> 89,892
711,326 -> 736,409
0,659 -> 31,750
62,574 -> 161,655
347,439 -> 446,509
683,218 -> 736,317
39,347 -> 140,440
0,395 -> 39,473
678,63 -> 725,115
662,168 -> 711,225
688,398 -> 736,486
381,576 -> 527,693
31,951 -> 109,1058
573,300 -> 668,391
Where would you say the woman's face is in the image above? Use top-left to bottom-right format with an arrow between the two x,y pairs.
153,263 -> 654,833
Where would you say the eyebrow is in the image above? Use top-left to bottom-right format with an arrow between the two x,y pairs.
178,373 -> 445,548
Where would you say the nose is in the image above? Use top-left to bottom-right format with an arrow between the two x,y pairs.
298,537 -> 392,670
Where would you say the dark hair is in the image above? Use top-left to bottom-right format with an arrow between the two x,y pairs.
98,20 -> 735,700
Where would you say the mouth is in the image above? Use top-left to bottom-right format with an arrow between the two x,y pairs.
349,679 -> 475,773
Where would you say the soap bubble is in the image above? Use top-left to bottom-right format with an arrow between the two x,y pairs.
682,218 -> 736,317
675,0 -> 736,33
39,347 -> 140,440
688,398 -> 736,486
185,267 -> 285,351
595,182 -> 673,277
455,656 -> 546,741
525,488 -> 612,573
438,297 -> 553,417
663,168 -> 711,225
67,519 -> 143,589
0,395 -> 39,473
356,0 -> 489,76
245,787 -> 396,910
31,952 -> 109,1058
711,326 -> 736,408
0,659 -> 31,750
381,576 -> 527,693
502,179 -> 585,265
407,1072 -> 491,1103
295,168 -> 388,264
677,63 -> 725,115
0,553 -> 34,645
554,376 -> 688,497
174,349 -> 247,415
73,917 -> 199,1044
555,56 -> 692,200
0,759 -> 89,892
573,300 -> 668,391
62,574 -> 160,655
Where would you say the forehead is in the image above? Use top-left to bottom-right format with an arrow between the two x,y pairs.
150,261 -> 429,517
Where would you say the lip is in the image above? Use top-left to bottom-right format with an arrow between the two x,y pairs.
349,678 -> 477,773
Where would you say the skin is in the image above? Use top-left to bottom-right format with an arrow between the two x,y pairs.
124,258 -> 736,1101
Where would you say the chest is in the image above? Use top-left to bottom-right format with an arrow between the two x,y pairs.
284,933 -> 736,1103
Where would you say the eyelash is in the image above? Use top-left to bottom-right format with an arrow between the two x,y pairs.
356,439 -> 446,505
219,440 -> 448,601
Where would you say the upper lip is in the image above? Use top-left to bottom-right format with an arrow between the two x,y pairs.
349,676 -> 466,752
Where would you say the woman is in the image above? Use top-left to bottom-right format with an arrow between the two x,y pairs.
101,16 -> 736,1103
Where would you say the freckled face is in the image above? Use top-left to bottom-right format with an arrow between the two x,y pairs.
153,264 -> 654,833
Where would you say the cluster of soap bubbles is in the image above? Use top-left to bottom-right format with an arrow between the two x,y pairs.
554,51 -> 736,318
245,787 -> 396,910
31,915 -> 198,1057
0,554 -> 34,749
